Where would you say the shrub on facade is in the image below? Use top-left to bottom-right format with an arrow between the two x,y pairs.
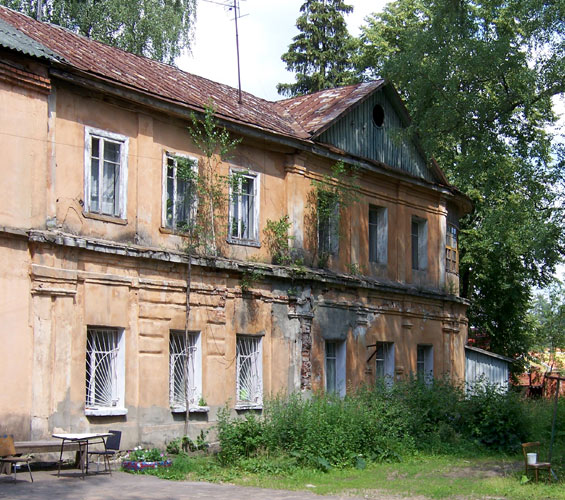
215,379 -> 556,469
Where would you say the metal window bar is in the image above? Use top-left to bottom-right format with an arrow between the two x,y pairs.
236,337 -> 262,404
86,328 -> 119,407
169,332 -> 197,407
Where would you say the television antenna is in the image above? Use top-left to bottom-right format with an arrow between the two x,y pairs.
202,0 -> 247,104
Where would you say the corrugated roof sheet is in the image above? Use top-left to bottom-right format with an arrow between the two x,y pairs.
0,17 -> 62,62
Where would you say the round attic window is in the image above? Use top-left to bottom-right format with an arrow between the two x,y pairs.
372,104 -> 385,127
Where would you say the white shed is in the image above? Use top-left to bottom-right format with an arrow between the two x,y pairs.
465,345 -> 513,392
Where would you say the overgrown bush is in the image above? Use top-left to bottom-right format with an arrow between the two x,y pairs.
215,379 -> 564,471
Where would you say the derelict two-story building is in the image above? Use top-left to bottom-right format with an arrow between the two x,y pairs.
0,6 -> 470,448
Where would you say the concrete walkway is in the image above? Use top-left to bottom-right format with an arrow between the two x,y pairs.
0,469 -> 384,500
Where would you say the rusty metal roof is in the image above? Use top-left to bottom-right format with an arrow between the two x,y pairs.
0,6 -> 309,139
0,6 -> 394,144
276,81 -> 386,136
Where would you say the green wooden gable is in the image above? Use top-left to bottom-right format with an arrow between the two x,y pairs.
317,89 -> 435,183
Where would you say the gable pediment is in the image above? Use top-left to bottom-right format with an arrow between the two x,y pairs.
317,89 -> 437,183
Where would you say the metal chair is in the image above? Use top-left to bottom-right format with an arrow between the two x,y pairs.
522,442 -> 552,482
88,430 -> 121,474
0,435 -> 33,483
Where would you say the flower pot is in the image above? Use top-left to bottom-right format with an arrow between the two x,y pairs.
122,459 -> 172,471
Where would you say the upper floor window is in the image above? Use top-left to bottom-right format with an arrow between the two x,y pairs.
411,217 -> 428,271
229,171 -> 260,244
446,223 -> 458,274
318,192 -> 339,258
169,330 -> 202,410
84,127 -> 128,219
85,326 -> 126,415
163,153 -> 198,231
369,205 -> 388,264
236,335 -> 263,408
325,339 -> 346,397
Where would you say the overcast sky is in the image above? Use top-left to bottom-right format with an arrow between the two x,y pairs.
177,0 -> 389,102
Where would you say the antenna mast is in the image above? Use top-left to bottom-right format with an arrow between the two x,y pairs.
202,0 -> 246,104
233,0 -> 242,104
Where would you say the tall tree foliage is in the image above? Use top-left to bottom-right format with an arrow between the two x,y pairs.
277,0 -> 358,97
357,0 -> 565,359
1,0 -> 197,63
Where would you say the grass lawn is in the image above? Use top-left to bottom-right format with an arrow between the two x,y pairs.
140,452 -> 564,500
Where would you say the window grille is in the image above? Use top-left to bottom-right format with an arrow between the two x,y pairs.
86,328 -> 120,408
236,336 -> 262,405
169,331 -> 198,408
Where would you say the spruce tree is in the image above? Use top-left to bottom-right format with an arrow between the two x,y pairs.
277,0 -> 358,97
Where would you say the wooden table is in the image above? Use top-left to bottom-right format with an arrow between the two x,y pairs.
52,433 -> 111,479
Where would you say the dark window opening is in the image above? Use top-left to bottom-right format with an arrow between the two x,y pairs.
372,104 -> 385,127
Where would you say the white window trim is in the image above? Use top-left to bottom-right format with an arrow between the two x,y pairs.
169,330 -> 203,412
235,335 -> 263,409
162,152 -> 199,231
369,205 -> 388,265
228,169 -> 261,246
325,339 -> 346,398
85,326 -> 127,416
84,127 -> 129,219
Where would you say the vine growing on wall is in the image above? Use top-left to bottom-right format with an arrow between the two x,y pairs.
308,160 -> 359,268
176,102 -> 241,435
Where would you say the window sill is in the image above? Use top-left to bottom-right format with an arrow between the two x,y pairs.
235,403 -> 263,411
170,405 -> 209,414
227,237 -> 261,248
83,212 -> 128,225
85,407 -> 128,416
159,226 -> 190,236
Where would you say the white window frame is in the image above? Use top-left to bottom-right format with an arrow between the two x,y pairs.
84,127 -> 129,219
411,217 -> 428,271
85,326 -> 126,416
417,344 -> 434,385
236,335 -> 263,408
169,330 -> 202,412
325,339 -> 346,397
375,341 -> 395,385
369,205 -> 388,264
162,152 -> 198,231
228,169 -> 260,245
